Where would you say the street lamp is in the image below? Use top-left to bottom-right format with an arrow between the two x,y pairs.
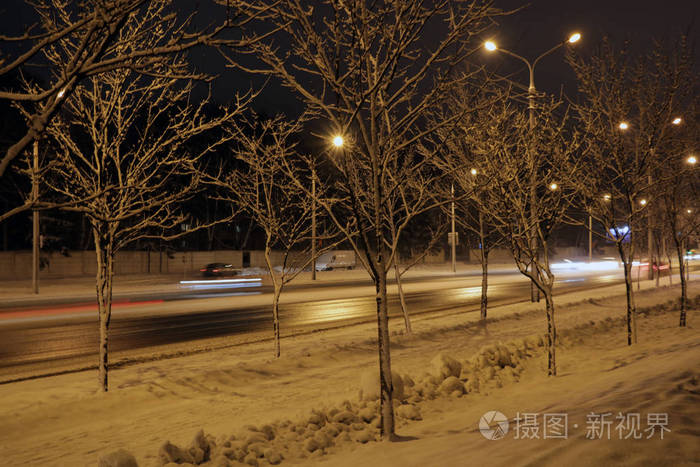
549,182 -> 558,191
470,168 -> 478,176
332,135 -> 344,148
672,117 -> 682,125
619,122 -> 629,130
484,32 -> 581,302
687,155 -> 697,165
639,198 -> 647,206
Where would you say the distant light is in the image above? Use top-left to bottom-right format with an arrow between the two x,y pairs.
484,41 -> 497,52
57,88 -> 65,98
687,209 -> 693,214
639,199 -> 647,206
609,225 -> 630,240
687,155 -> 697,165
332,135 -> 344,148
618,122 -> 629,130
470,168 -> 478,176
568,33 -> 581,44
549,183 -> 558,191
603,194 -> 611,201
672,117 -> 682,125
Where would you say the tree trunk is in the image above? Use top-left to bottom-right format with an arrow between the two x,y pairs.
664,237 -> 673,286
93,226 -> 114,392
675,239 -> 687,327
376,268 -> 395,439
619,246 -> 637,345
264,242 -> 283,357
272,285 -> 282,357
543,287 -> 556,376
393,258 -> 411,334
479,212 -> 488,320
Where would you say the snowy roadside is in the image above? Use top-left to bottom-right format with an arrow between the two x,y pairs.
0,281 -> 696,466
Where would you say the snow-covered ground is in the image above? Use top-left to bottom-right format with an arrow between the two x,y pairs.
0,280 -> 697,466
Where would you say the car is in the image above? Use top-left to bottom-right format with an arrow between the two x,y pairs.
200,263 -> 240,277
315,250 -> 356,271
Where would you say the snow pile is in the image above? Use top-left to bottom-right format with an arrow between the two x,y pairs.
156,399 -> 388,466
154,342 -> 540,466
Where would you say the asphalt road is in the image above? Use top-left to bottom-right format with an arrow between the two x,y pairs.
0,271 -> 625,376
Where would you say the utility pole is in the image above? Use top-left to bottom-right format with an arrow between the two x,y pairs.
527,69 -> 540,302
647,173 -> 654,281
311,165 -> 317,280
32,140 -> 40,294
451,183 -> 456,273
588,213 -> 593,263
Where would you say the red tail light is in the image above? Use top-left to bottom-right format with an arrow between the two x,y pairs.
200,268 -> 206,272
212,269 -> 219,273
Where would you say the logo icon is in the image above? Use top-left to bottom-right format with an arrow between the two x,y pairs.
480,411 -> 509,440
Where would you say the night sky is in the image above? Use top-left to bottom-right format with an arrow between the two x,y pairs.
0,0 -> 697,116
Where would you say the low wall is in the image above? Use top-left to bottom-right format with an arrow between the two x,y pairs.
0,249 -> 247,280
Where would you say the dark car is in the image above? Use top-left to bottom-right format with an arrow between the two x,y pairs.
200,263 -> 240,277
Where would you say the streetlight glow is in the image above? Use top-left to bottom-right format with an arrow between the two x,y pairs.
672,117 -> 682,125
470,168 -> 478,176
332,135 -> 344,148
603,194 -> 611,201
57,88 -> 65,98
687,155 -> 697,165
639,199 -> 647,206
484,41 -> 497,52
568,33 -> 581,43
549,183 -> 558,191
618,122 -> 629,130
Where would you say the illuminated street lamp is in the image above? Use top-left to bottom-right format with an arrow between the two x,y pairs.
484,32 -> 580,302
687,155 -> 697,165
618,122 -> 629,130
639,198 -> 647,206
470,168 -> 478,176
549,182 -> 558,191
332,135 -> 344,148
672,117 -> 682,125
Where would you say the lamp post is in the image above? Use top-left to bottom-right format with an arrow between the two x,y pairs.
450,183 -> 456,273
588,212 -> 593,263
32,139 -> 39,294
311,162 -> 317,280
485,32 -> 580,302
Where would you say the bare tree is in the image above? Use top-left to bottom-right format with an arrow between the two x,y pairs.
210,116 -> 338,357
224,0 -> 509,438
0,0 -> 257,221
451,190 -> 504,321
44,61 -> 247,391
569,37 -> 695,343
655,88 -> 699,325
453,92 -> 583,376
389,210 -> 447,335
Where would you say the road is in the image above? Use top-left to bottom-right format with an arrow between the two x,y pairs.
0,269 -> 627,379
